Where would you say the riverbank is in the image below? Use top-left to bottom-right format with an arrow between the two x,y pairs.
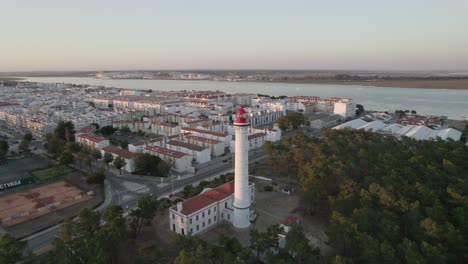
269,79 -> 468,90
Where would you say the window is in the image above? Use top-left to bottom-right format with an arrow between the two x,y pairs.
190,228 -> 193,234
225,202 -> 227,208
214,207 -> 216,212
172,224 -> 175,232
196,225 -> 199,231
196,215 -> 199,221
189,218 -> 192,224
172,214 -> 175,220
181,218 -> 184,223
208,209 -> 211,215
202,212 -> 205,218
214,216 -> 217,222
182,228 -> 185,235
203,222 -> 205,228
227,214 -> 230,220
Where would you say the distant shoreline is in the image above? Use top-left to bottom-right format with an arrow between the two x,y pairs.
6,76 -> 468,90
267,79 -> 468,90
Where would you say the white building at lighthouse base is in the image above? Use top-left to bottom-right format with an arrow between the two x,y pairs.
169,180 -> 255,236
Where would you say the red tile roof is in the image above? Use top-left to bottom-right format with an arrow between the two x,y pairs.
185,119 -> 210,125
186,135 -> 221,144
167,140 -> 206,152
168,132 -> 191,139
182,127 -> 228,137
152,122 -> 178,128
145,145 -> 188,158
76,125 -> 94,134
248,133 -> 266,140
78,133 -> 106,143
102,146 -> 135,159
173,181 -> 234,215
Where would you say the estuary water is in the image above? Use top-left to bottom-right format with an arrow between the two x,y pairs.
23,77 -> 468,120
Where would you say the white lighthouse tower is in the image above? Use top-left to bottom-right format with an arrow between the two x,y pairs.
233,105 -> 251,229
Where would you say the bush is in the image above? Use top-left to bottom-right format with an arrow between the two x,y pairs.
263,185 -> 273,192
86,170 -> 105,184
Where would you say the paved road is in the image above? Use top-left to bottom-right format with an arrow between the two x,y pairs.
24,150 -> 265,252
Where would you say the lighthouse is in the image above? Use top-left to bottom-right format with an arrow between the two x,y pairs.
233,105 -> 251,229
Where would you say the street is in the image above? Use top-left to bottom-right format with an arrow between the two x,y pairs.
23,150 -> 265,252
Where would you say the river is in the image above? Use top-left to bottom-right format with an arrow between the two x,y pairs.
23,77 -> 468,120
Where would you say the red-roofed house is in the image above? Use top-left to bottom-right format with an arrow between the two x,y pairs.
145,145 -> 194,173
151,122 -> 181,136
185,135 -> 225,157
181,127 -> 232,147
169,180 -> 255,235
76,133 -> 110,149
101,146 -> 137,173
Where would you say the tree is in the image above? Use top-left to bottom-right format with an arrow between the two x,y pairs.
250,224 -> 283,257
411,110 -> 417,114
0,233 -> 27,264
87,168 -> 106,184
129,195 -> 158,237
103,152 -> 114,170
295,129 -> 468,262
59,150 -> 74,165
119,126 -> 131,133
266,224 -> 319,264
275,116 -> 290,131
23,132 -> 33,141
356,104 -> 365,116
0,140 -> 8,161
19,138 -> 30,154
54,206 -> 127,264
54,121 -> 75,143
119,140 -> 128,149
134,153 -> 170,177
113,156 -> 126,175
287,112 -> 305,129
92,148 -> 102,165
100,126 -> 116,136
98,205 -> 127,263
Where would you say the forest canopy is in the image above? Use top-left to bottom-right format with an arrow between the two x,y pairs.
279,129 -> 468,263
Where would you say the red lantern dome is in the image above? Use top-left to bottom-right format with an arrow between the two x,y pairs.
235,105 -> 248,124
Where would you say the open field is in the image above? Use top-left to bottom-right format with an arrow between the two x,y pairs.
0,155 -> 51,183
31,165 -> 72,181
271,79 -> 468,89
0,181 -> 92,228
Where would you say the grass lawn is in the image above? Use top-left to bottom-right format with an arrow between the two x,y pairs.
31,165 -> 73,181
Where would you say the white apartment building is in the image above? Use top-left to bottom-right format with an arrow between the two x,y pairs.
151,122 -> 181,136
101,146 -> 137,173
113,121 -> 150,132
169,181 -> 255,236
334,100 -> 355,118
76,134 -> 110,149
181,127 -> 232,148
145,145 -> 194,173
185,135 -> 225,157
166,140 -> 211,164
128,137 -> 164,153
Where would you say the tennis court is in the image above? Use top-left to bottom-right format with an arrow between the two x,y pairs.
0,181 -> 92,227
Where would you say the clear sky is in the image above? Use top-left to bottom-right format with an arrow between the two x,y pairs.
1,0 -> 467,72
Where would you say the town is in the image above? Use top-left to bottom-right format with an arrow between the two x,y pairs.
0,79 -> 467,263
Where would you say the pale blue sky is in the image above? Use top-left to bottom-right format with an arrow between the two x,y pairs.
1,0 -> 467,71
